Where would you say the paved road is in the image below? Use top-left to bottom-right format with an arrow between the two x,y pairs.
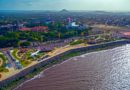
3,51 -> 20,69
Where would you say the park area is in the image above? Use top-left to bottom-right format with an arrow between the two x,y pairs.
11,48 -> 45,67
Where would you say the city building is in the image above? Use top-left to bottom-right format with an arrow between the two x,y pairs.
19,26 -> 48,33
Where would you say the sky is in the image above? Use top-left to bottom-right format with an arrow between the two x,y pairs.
0,0 -> 130,11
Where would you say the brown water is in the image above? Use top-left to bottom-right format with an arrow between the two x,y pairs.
16,45 -> 130,90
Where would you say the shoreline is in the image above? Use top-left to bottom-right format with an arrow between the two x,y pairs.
0,40 -> 129,90
14,44 -> 126,90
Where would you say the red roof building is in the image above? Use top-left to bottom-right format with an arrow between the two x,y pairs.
19,26 -> 48,33
31,26 -> 48,33
19,27 -> 31,31
120,32 -> 130,38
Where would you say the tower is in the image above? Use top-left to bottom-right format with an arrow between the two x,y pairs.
68,17 -> 71,24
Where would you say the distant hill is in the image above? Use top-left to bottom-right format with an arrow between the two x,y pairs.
60,9 -> 69,13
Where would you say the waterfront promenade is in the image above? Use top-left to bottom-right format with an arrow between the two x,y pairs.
0,39 -> 130,88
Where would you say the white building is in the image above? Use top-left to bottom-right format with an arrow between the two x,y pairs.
31,50 -> 40,57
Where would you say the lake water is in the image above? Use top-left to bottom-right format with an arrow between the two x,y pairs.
16,44 -> 130,90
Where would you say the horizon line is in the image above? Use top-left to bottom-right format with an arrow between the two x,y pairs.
0,10 -> 130,13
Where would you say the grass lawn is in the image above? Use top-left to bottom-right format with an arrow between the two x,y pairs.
25,50 -> 35,60
11,49 -> 31,67
35,51 -> 45,58
11,49 -> 21,61
0,53 -> 9,72
70,40 -> 84,45
0,59 -> 3,67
